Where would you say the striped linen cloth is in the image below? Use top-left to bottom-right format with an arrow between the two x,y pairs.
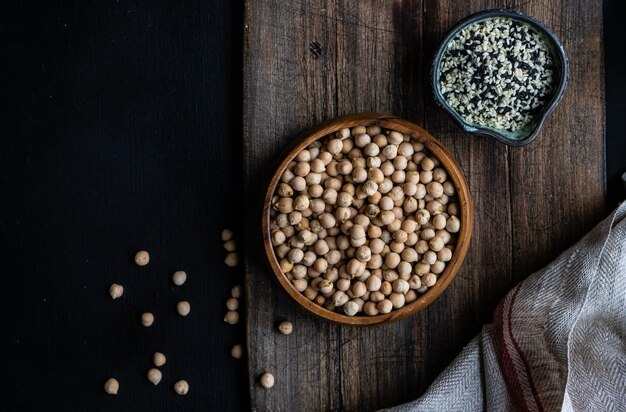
384,203 -> 626,412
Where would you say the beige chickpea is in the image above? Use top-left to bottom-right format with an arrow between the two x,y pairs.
429,237 -> 445,252
378,178 -> 393,193
231,285 -> 242,298
380,281 -> 393,296
384,252 -> 401,269
391,170 -> 405,184
422,273 -> 437,287
406,232 -> 418,246
331,290 -> 349,307
288,248 -> 304,264
134,250 -> 150,266
176,301 -> 191,316
293,162 -> 310,177
438,248 -> 452,262
174,380 -> 190,395
104,378 -> 120,395
363,301 -> 379,316
366,275 -> 382,292
278,320 -> 293,335
446,216 -> 461,233
420,170 -> 433,184
308,184 -> 323,198
231,344 -> 243,359
426,181 -> 444,198
379,211 -> 395,225
226,297 -> 239,311
401,289 -> 416,304
370,291 -> 385,302
141,312 -> 154,327
409,275 -> 422,289
415,209 -> 430,225
443,181 -> 456,196
436,229 -> 451,244
423,251 -> 437,265
319,280 -> 334,294
415,240 -> 429,254
377,299 -> 393,314
392,279 -> 410,294
296,150 -> 311,162
432,214 -> 447,230
290,176 -> 306,192
388,131 -> 403,144
147,368 -> 162,385
292,278 -> 308,292
403,197 -> 418,213
153,352 -> 167,367
221,229 -> 234,241
397,261 -> 412,277
414,262 -> 430,276
401,248 -> 418,263
281,169 -> 295,183
426,200 -> 444,215
354,133 -> 371,147
224,311 -> 239,325
342,139 -> 353,154
431,260 -> 446,275
109,284 -> 124,299
421,228 -> 436,241
367,156 -> 382,168
277,183 -> 293,197
356,246 -> 372,262
432,167 -> 447,183
389,292 -> 405,309
421,157 -> 435,171
343,300 -> 360,316
364,142 -> 380,157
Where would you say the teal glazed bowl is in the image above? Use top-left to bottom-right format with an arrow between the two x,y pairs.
431,9 -> 569,147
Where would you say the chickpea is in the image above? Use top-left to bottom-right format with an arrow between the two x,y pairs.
446,216 -> 461,233
422,273 -> 437,287
389,292 -> 405,309
377,299 -> 393,314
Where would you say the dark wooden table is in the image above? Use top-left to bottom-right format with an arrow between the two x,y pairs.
243,1 -> 605,410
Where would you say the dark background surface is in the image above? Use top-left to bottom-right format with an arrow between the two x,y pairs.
0,1 -> 623,411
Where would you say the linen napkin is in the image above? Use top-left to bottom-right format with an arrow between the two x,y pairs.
384,202 -> 626,412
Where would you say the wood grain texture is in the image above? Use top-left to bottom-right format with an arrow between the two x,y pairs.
243,1 -> 605,411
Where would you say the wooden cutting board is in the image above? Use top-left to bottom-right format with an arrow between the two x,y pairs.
242,1 -> 605,410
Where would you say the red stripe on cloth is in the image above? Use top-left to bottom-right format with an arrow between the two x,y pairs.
495,289 -> 530,411
506,282 -> 545,412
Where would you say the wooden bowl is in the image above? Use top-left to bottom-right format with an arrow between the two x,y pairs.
263,113 -> 472,326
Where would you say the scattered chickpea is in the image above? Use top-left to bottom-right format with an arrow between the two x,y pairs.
226,297 -> 239,311
147,368 -> 162,385
153,352 -> 166,367
224,310 -> 239,325
231,285 -> 242,298
231,344 -> 244,359
134,250 -> 150,266
104,378 -> 119,395
172,271 -> 187,286
221,229 -> 234,241
174,380 -> 189,395
278,320 -> 293,335
259,373 -> 275,389
223,239 -> 237,252
224,252 -> 239,267
177,301 -> 191,316
141,312 -> 154,327
109,284 -> 124,299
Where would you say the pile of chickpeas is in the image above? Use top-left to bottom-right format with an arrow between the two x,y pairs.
269,125 -> 461,317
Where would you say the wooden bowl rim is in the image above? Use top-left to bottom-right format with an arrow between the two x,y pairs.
262,112 -> 473,326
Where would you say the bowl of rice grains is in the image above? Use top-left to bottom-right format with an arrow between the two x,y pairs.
263,113 -> 472,326
432,9 -> 568,146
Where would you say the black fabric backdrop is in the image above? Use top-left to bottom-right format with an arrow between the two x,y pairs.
0,1 -> 623,411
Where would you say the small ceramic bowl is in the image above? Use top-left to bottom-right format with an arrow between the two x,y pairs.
431,9 -> 569,147
262,113 -> 473,326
